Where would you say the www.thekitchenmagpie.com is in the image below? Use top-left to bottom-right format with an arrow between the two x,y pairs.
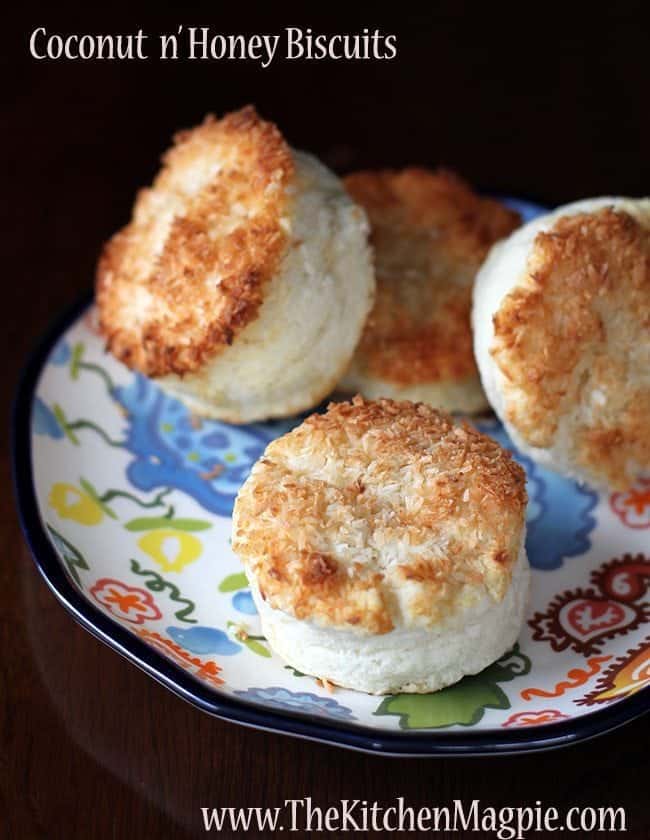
200,798 -> 626,836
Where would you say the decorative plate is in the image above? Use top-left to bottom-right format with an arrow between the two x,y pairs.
14,199 -> 650,756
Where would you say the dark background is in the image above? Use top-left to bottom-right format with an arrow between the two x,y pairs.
3,6 -> 649,838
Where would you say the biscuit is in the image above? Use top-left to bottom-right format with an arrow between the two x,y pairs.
473,197 -> 650,489
232,397 -> 529,694
339,169 -> 520,413
97,107 -> 374,423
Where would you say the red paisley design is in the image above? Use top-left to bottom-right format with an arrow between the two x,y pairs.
591,554 -> 650,603
529,554 -> 650,655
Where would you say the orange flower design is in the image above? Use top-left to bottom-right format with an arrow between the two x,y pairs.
136,629 -> 224,687
611,479 -> 650,529
90,578 -> 161,624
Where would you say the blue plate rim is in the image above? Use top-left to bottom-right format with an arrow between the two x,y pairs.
12,291 -> 650,757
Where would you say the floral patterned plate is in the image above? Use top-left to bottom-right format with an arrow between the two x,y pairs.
13,199 -> 650,756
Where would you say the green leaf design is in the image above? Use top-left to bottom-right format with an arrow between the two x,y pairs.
375,678 -> 509,729
52,403 -> 79,445
46,525 -> 89,586
129,559 -> 197,623
227,621 -> 271,657
69,342 -> 84,380
243,638 -> 271,658
70,352 -> 117,395
79,477 -> 117,519
486,645 -> 532,682
218,572 -> 249,593
373,645 -> 532,730
125,516 -> 211,532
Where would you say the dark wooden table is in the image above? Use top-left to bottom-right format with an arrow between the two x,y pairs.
3,8 -> 649,838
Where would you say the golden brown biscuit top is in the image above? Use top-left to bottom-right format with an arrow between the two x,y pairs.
344,169 -> 520,386
232,397 -> 527,634
491,206 -> 650,488
96,107 -> 294,376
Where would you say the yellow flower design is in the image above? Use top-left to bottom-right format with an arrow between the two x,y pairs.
137,529 -> 202,573
49,482 -> 104,526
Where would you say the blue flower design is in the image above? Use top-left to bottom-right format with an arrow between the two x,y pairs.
476,418 -> 597,570
232,590 -> 257,615
167,625 -> 241,655
50,341 -> 71,366
235,687 -> 356,721
32,397 -> 63,439
112,374 -> 299,516
501,197 -> 545,224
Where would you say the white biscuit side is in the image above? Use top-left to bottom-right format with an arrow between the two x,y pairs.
251,539 -> 529,695
473,197 -> 650,487
157,151 -> 375,422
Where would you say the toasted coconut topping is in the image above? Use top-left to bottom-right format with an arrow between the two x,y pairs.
233,397 -> 527,634
491,207 -> 650,488
344,169 -> 520,386
96,106 -> 294,376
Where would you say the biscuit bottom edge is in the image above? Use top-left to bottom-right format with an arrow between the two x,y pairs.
249,543 -> 530,696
